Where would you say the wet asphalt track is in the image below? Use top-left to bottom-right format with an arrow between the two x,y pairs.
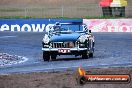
0,32 -> 132,74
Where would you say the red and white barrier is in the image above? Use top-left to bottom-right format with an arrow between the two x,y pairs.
83,19 -> 132,32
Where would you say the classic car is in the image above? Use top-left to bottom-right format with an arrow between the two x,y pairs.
42,22 -> 94,61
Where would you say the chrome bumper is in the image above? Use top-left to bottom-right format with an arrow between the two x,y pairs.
42,47 -> 87,51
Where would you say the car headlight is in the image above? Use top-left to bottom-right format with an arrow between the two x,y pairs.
42,34 -> 50,44
78,35 -> 87,43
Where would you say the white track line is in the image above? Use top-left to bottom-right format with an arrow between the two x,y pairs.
0,36 -> 17,38
0,56 -> 28,67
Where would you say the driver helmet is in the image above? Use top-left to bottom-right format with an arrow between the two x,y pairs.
54,22 -> 61,30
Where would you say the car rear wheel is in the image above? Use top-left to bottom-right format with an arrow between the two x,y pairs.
42,42 -> 44,48
88,39 -> 94,58
43,52 -> 50,61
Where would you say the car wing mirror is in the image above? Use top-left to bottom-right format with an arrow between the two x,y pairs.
89,30 -> 91,33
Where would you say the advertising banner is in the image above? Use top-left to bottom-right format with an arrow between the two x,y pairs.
0,19 -> 82,32
1,19 -> 132,32
83,19 -> 132,32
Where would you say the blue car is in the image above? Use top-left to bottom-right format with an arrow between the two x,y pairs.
42,22 -> 94,61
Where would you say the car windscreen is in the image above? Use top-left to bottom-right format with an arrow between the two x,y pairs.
61,24 -> 84,32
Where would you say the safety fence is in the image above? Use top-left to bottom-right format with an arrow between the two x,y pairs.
0,5 -> 132,18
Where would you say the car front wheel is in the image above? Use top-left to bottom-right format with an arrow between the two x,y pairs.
51,54 -> 57,61
82,50 -> 88,59
89,53 -> 93,58
43,51 -> 50,61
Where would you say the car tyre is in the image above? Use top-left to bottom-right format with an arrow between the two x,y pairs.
89,53 -> 93,58
43,52 -> 50,61
82,50 -> 88,59
51,54 -> 57,61
42,42 -> 44,48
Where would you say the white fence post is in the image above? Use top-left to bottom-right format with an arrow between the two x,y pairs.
61,6 -> 64,17
24,8 -> 27,18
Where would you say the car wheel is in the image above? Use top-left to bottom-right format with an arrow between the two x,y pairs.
42,42 -> 44,48
51,54 -> 57,61
43,51 -> 50,61
89,53 -> 93,58
82,50 -> 88,59
89,39 -> 94,58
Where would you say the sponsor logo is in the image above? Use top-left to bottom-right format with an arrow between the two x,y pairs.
107,25 -> 132,32
0,24 -> 48,32
0,19 -> 82,32
83,19 -> 132,32
76,67 -> 130,85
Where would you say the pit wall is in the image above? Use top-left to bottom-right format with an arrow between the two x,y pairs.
0,19 -> 132,32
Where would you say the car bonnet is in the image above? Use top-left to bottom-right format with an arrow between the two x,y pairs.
50,33 -> 81,42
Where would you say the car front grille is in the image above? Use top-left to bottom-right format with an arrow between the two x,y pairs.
51,42 -> 76,48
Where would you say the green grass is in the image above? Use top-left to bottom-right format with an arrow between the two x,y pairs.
0,7 -> 25,12
84,16 -> 129,19
0,16 -> 131,19
0,16 -> 74,19
0,16 -> 32,19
